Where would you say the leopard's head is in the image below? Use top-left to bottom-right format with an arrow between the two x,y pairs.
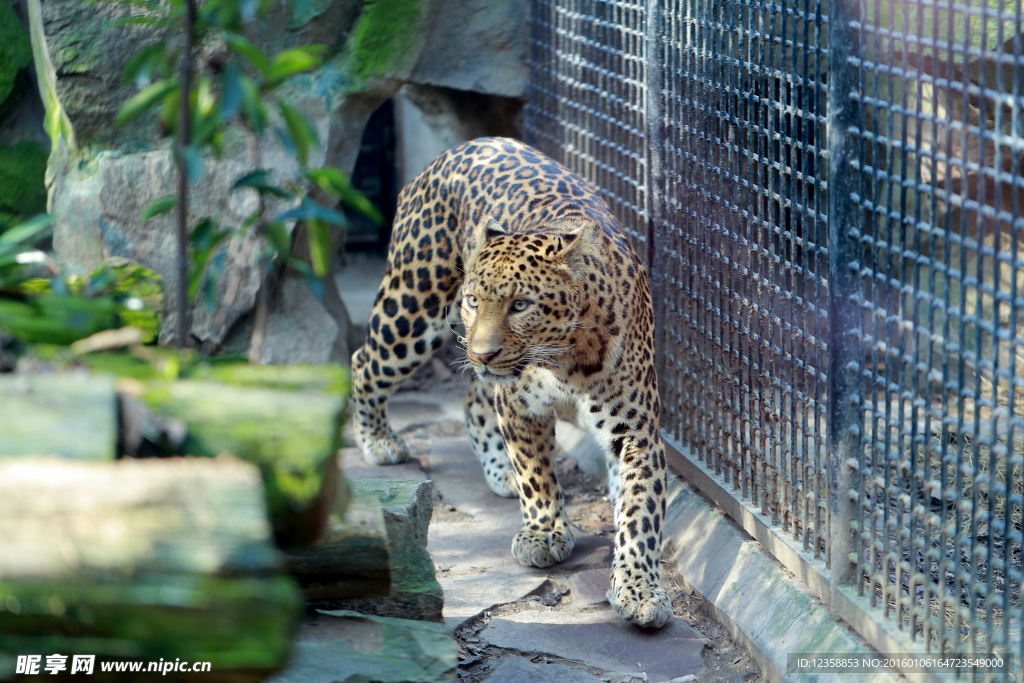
459,216 -> 586,380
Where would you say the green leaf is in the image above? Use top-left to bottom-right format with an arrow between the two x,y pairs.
232,170 -> 290,198
224,33 -> 270,76
306,218 -> 331,278
0,215 -> 52,251
189,218 -> 231,252
121,41 -> 167,87
201,258 -> 221,310
115,79 -> 179,128
188,220 -> 231,300
265,221 -> 291,257
220,62 -> 242,122
278,101 -> 318,166
239,74 -> 266,134
109,0 -> 164,11
287,0 -> 310,26
287,257 -> 323,300
276,196 -> 346,226
140,195 -> 177,222
86,260 -> 163,344
191,104 -> 221,149
266,46 -> 325,86
159,86 -> 180,132
303,166 -> 384,224
0,294 -> 118,345
182,146 -> 203,185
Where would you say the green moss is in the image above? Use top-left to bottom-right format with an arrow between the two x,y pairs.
348,0 -> 425,81
0,574 -> 302,667
0,141 -> 48,227
189,362 -> 350,395
139,377 -> 348,545
0,1 -> 32,106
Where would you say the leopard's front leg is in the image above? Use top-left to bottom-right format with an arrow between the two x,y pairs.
590,402 -> 672,629
494,383 -> 574,568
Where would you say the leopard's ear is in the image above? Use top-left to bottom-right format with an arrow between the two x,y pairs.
483,216 -> 507,243
547,225 -> 587,263
466,216 -> 507,269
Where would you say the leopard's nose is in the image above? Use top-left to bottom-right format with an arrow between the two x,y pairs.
470,348 -> 501,365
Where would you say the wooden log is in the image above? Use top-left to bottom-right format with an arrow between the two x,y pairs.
131,373 -> 347,547
0,458 -> 303,682
283,486 -> 391,601
0,374 -> 116,460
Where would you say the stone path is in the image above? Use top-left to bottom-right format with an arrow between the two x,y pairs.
338,387 -> 711,683
269,382 -> 763,683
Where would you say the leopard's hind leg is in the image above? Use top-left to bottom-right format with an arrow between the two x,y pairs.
350,176 -> 462,464
350,279 -> 455,464
464,375 -> 517,497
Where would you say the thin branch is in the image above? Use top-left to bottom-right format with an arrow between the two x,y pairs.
174,0 -> 196,348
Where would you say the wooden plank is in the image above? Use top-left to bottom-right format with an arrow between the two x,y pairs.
0,374 -> 116,460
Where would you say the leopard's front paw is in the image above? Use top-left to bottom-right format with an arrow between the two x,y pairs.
607,575 -> 672,629
356,426 -> 410,465
511,526 -> 575,568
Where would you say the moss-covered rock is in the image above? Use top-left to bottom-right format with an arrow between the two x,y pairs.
135,364 -> 350,547
0,1 -> 32,107
347,0 -> 429,83
0,140 -> 47,229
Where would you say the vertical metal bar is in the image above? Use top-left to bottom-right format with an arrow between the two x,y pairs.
827,0 -> 863,594
647,0 -> 665,388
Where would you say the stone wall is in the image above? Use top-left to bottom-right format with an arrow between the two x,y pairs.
27,0 -> 528,359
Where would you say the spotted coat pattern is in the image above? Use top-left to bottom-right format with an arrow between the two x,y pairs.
351,137 -> 672,628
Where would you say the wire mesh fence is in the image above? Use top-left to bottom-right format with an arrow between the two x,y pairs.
526,0 -> 1023,676
830,0 -> 1024,664
523,0 -> 651,262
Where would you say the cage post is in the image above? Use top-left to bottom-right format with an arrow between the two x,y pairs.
646,0 -> 665,383
826,0 -> 863,598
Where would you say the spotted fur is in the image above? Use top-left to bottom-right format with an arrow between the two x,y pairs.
351,137 -> 672,628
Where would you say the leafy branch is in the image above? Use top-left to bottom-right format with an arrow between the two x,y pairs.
114,0 -> 382,353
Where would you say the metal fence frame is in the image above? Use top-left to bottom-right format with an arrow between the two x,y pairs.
524,0 -> 1024,680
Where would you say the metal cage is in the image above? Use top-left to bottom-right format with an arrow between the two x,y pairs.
525,0 -> 1024,677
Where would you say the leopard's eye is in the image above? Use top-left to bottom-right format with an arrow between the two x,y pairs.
512,299 -> 530,312
465,294 -> 479,308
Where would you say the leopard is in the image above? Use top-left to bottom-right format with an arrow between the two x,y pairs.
350,137 -> 672,629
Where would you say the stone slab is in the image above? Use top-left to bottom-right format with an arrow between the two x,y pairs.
421,436 -> 520,521
559,534 -> 613,571
339,446 -> 428,481
429,519 -> 535,576
322,479 -> 443,621
284,489 -> 389,600
0,374 -> 116,460
568,568 -> 610,609
484,657 -> 604,683
439,571 -> 548,622
662,472 -> 895,683
480,610 -> 706,683
388,398 -> 447,430
267,610 -> 456,683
